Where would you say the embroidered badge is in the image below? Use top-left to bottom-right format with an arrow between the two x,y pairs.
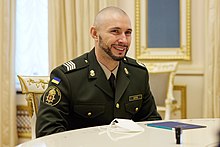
51,77 -> 61,85
43,86 -> 61,106
129,94 -> 143,101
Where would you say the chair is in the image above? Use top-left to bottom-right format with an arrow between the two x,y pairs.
17,75 -> 49,139
144,62 -> 178,120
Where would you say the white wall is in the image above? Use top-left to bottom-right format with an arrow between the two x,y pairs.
175,0 -> 205,118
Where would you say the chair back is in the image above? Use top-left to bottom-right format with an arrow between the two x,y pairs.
149,72 -> 170,106
144,62 -> 178,119
17,75 -> 49,139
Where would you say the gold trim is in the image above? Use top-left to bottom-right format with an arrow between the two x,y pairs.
26,93 -> 34,117
17,75 -> 49,116
17,75 -> 49,94
32,93 -> 39,115
27,78 -> 48,90
17,75 -> 29,93
135,0 -> 141,58
176,73 -> 204,76
173,85 -> 187,119
18,132 -> 31,138
135,0 -> 191,60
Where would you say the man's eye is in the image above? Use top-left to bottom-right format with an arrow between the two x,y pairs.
125,31 -> 132,36
111,30 -> 119,34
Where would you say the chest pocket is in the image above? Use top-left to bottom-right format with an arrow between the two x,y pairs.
74,104 -> 105,119
125,100 -> 142,115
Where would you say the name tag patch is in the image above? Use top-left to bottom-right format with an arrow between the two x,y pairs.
129,94 -> 142,101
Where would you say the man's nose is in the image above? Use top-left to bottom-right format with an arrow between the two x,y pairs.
118,33 -> 128,43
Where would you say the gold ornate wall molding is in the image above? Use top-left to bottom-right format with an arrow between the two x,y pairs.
173,85 -> 187,119
135,0 -> 191,61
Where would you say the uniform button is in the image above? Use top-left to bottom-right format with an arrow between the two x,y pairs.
87,112 -> 92,116
135,107 -> 139,112
116,103 -> 120,109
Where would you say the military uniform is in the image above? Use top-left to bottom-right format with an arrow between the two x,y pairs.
36,48 -> 161,138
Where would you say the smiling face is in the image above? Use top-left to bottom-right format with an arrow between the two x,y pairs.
91,7 -> 132,62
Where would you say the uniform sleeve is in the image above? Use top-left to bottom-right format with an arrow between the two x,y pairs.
133,69 -> 162,121
36,67 -> 71,138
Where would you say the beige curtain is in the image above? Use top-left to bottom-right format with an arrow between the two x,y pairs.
48,0 -> 117,71
0,0 -> 18,146
204,0 -> 220,118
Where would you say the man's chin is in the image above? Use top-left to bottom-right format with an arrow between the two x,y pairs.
112,55 -> 125,61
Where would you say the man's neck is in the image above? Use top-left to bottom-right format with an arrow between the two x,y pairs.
95,50 -> 119,72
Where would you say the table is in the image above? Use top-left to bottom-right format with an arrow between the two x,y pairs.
17,118 -> 220,147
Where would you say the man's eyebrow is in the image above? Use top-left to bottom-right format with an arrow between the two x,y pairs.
127,28 -> 132,32
109,27 -> 121,30
109,27 -> 132,31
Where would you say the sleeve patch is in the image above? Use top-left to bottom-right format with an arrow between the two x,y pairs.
51,77 -> 61,85
43,86 -> 61,106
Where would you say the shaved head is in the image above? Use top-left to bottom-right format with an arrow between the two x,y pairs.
90,6 -> 132,66
93,6 -> 129,30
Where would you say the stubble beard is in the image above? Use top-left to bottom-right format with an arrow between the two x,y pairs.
98,36 -> 128,61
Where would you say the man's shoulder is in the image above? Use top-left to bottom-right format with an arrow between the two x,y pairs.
57,53 -> 89,74
123,57 -> 147,70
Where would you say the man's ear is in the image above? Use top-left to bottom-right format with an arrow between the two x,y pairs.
90,26 -> 98,40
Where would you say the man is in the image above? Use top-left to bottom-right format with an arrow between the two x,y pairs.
36,6 -> 161,138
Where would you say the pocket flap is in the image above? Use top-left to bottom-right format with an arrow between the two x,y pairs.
74,104 -> 105,119
125,101 -> 142,115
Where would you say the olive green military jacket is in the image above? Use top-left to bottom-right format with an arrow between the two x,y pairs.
36,48 -> 161,138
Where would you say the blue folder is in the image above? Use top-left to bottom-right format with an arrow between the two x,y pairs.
147,121 -> 207,130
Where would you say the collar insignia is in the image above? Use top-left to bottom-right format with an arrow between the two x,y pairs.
90,70 -> 95,77
124,67 -> 129,75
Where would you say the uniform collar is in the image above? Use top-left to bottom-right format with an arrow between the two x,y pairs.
98,61 -> 119,80
87,48 -> 130,79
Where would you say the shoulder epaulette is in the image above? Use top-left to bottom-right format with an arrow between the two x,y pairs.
61,53 -> 89,73
123,57 -> 146,70
63,60 -> 76,71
